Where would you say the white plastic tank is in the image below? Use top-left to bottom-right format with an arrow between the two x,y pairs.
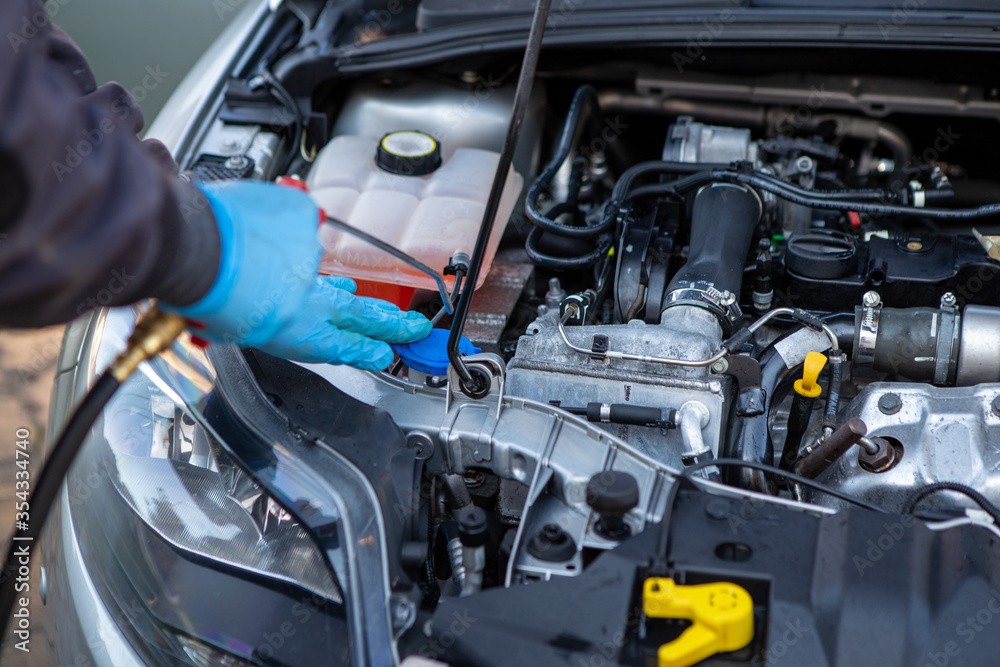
306,133 -> 523,291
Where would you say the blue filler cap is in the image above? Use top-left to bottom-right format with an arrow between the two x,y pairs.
392,329 -> 482,376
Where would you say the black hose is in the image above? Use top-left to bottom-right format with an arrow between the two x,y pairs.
713,169 -> 1000,220
525,85 -> 603,238
423,478 -> 441,606
617,163 -> 1000,221
609,160 -> 728,202
778,392 -> 815,473
440,474 -> 474,513
0,371 -> 120,634
665,182 -> 762,298
875,122 -> 914,169
821,315 -> 856,352
448,0 -> 552,387
745,174 -> 888,202
901,481 -> 1000,525
261,68 -> 305,171
723,347 -> 790,492
621,165 -> 887,206
525,227 -> 613,269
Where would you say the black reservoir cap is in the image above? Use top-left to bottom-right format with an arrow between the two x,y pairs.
785,230 -> 859,280
376,130 -> 442,176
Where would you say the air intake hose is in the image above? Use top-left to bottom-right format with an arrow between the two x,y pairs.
666,183 -> 762,304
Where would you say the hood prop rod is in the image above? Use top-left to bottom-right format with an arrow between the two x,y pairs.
446,0 -> 552,395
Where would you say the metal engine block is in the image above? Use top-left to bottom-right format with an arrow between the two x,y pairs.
801,382 -> 1000,513
506,306 -> 731,468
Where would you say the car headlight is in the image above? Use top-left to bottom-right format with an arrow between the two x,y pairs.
64,307 -> 350,667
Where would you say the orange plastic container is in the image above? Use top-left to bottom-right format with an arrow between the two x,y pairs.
306,135 -> 523,293
353,280 -> 416,311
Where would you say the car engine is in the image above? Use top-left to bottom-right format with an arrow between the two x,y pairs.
183,37 -> 1000,662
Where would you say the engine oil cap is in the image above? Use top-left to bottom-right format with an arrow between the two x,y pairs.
392,329 -> 481,376
784,230 -> 859,279
376,130 -> 442,176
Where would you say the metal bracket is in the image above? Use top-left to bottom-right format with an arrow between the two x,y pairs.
720,355 -> 765,417
446,353 -> 507,419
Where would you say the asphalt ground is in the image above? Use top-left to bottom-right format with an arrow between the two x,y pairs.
0,326 -> 64,664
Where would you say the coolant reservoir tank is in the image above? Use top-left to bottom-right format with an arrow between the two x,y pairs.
306,132 -> 523,291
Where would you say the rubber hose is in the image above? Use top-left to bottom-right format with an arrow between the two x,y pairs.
525,85 -> 605,239
0,371 -> 121,634
665,182 -> 763,298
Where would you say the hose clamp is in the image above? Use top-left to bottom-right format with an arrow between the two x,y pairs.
856,292 -> 881,366
664,284 -> 743,325
934,293 -> 960,385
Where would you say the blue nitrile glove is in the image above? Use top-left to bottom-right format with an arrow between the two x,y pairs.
165,181 -> 431,370
265,275 -> 432,370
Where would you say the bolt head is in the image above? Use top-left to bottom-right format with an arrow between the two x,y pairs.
711,359 -> 729,374
705,498 -> 731,520
877,393 -> 902,415
858,437 -> 898,472
991,396 -> 1000,417
941,292 -> 957,308
862,291 -> 881,308
224,155 -> 249,170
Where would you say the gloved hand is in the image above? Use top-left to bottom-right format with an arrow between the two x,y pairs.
164,181 -> 431,370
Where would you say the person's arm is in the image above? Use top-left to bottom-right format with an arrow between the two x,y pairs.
0,2 -> 431,368
0,1 -> 219,328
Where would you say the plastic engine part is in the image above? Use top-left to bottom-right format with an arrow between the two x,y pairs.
393,329 -> 481,375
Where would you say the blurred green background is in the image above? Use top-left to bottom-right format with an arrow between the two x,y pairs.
47,0 -> 238,121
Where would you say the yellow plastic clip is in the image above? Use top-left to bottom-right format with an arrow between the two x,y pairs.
642,578 -> 754,667
793,351 -> 827,398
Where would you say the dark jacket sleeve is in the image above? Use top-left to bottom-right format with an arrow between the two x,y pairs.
0,1 -> 220,328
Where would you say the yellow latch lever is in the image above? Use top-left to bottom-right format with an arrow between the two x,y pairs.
642,578 -> 754,667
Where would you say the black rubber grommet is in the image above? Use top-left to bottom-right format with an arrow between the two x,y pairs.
460,366 -> 492,400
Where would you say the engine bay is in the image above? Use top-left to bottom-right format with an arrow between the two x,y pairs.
186,30 -> 1000,664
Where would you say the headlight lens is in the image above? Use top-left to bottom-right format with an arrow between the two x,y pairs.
65,307 -> 348,666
